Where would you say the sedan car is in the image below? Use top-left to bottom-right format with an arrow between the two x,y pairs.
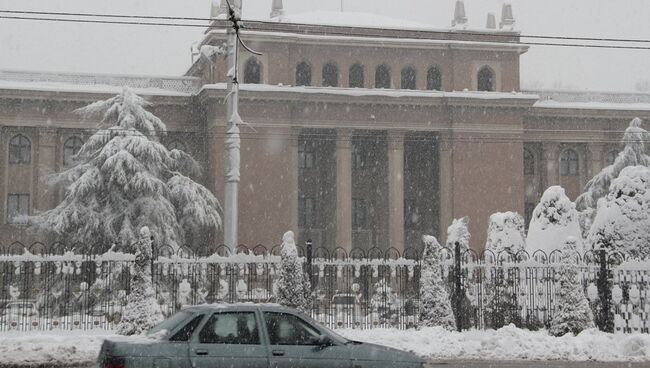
98,304 -> 425,368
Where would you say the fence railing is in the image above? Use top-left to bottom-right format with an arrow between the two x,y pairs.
0,242 -> 647,333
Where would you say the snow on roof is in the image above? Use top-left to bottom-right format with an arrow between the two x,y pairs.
0,80 -> 192,98
534,100 -> 650,111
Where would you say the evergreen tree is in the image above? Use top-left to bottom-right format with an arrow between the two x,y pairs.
588,166 -> 650,258
370,278 -> 399,326
577,118 -> 650,232
117,227 -> 164,335
549,237 -> 594,337
276,231 -> 310,313
419,235 -> 456,330
446,217 -> 470,251
31,88 -> 221,251
486,212 -> 526,256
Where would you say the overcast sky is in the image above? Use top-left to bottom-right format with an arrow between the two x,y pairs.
1,0 -> 649,92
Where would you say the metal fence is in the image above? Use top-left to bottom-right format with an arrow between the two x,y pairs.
0,241 -> 648,333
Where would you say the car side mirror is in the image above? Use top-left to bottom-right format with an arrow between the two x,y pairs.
311,334 -> 333,348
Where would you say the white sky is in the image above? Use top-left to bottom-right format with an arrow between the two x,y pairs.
0,0 -> 649,92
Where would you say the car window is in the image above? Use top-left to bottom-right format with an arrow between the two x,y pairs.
170,314 -> 204,342
264,312 -> 321,346
147,311 -> 193,336
199,312 -> 260,345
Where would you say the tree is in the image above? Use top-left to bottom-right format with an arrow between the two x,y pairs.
370,278 -> 399,326
31,88 -> 221,252
117,227 -> 164,335
588,166 -> 650,258
577,118 -> 650,232
445,217 -> 474,329
549,236 -> 594,337
485,212 -> 526,256
419,235 -> 455,330
526,186 -> 583,256
446,217 -> 470,251
276,231 -> 311,313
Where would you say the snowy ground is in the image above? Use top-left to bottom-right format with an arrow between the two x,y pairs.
0,325 -> 649,366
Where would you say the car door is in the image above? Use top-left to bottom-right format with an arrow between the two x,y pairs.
263,311 -> 351,368
189,311 -> 268,368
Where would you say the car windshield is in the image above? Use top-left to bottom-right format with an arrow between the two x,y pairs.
147,310 -> 194,336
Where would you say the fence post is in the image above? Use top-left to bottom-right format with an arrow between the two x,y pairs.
597,248 -> 613,332
454,241 -> 462,332
306,239 -> 313,292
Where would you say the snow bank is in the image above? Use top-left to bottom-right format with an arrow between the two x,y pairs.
338,325 -> 650,362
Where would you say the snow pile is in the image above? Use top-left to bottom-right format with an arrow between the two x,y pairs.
588,166 -> 650,258
419,236 -> 455,330
526,186 -> 583,256
338,326 -> 650,361
485,211 -> 526,255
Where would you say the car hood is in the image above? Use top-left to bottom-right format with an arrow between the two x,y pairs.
346,341 -> 424,364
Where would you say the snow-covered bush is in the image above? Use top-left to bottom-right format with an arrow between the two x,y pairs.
588,166 -> 650,258
485,212 -> 526,256
577,118 -> 650,224
446,217 -> 470,251
419,235 -> 455,330
549,237 -> 594,337
276,231 -> 311,313
31,88 -> 221,252
370,278 -> 399,326
526,186 -> 583,257
117,227 -> 163,335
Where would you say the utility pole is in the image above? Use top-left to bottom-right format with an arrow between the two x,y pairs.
223,0 -> 242,253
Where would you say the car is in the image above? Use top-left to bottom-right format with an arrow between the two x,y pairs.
1,300 -> 39,319
97,303 -> 425,368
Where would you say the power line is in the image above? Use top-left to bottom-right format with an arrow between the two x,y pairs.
3,9 -> 650,45
2,13 -> 650,51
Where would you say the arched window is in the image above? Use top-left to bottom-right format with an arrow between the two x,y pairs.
168,140 -> 186,152
9,134 -> 31,164
243,57 -> 261,84
426,66 -> 442,90
401,67 -> 417,90
477,66 -> 495,92
322,62 -> 339,87
63,136 -> 84,167
375,64 -> 391,89
349,63 -> 364,88
560,149 -> 579,176
604,150 -> 617,166
295,61 -> 312,87
523,148 -> 535,176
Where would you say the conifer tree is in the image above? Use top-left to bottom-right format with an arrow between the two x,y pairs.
419,235 -> 456,330
276,231 -> 310,313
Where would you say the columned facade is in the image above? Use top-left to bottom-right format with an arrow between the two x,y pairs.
387,131 -> 405,253
335,129 -> 353,252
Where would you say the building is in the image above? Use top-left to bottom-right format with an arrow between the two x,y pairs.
1,1 -> 649,254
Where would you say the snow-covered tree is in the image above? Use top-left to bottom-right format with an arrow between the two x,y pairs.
276,231 -> 311,313
485,212 -> 526,256
577,118 -> 650,230
419,235 -> 455,330
117,227 -> 163,335
446,217 -> 470,251
370,278 -> 399,326
549,236 -> 594,337
31,88 -> 221,252
526,186 -> 583,257
588,166 -> 650,258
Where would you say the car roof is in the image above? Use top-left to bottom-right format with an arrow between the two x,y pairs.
182,303 -> 300,315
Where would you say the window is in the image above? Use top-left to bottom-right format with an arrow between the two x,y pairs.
63,136 -> 83,167
560,149 -> 579,176
426,66 -> 442,90
352,199 -> 368,230
168,140 -> 186,152
9,134 -> 31,164
264,312 -> 321,346
477,66 -> 495,92
7,194 -> 29,224
298,197 -> 315,228
401,67 -> 416,90
295,61 -> 312,86
322,62 -> 339,87
298,141 -> 315,169
605,150 -> 617,166
349,63 -> 364,88
524,203 -> 535,229
198,312 -> 260,344
170,314 -> 205,342
523,148 -> 535,176
375,64 -> 391,89
352,144 -> 366,170
244,57 -> 261,84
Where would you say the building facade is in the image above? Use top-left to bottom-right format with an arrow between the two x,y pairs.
1,3 -> 649,253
